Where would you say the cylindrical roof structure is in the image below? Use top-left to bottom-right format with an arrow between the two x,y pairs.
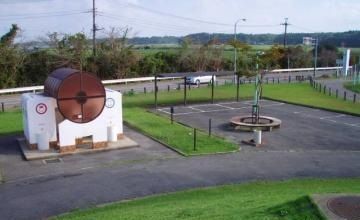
44,68 -> 105,124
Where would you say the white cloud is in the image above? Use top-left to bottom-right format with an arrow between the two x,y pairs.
0,0 -> 359,41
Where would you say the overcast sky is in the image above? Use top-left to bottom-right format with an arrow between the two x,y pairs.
0,0 -> 359,41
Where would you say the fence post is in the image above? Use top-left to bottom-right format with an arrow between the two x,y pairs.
236,74 -> 240,102
272,77 -> 274,84
266,78 -> 269,84
344,91 -> 347,101
208,118 -> 212,136
354,94 -> 357,103
184,77 -> 187,106
319,84 -> 322,92
1,102 -> 4,112
193,128 -> 197,151
329,88 -> 331,96
288,75 -> 291,83
211,74 -> 214,104
336,89 -> 338,98
323,85 -> 326,94
155,75 -> 158,109
170,106 -> 174,124
144,87 -> 146,94
277,78 -> 280,84
167,85 -> 170,92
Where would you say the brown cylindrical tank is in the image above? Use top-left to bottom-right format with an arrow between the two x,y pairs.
44,68 -> 105,124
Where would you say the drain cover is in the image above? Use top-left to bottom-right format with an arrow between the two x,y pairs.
43,158 -> 63,164
327,196 -> 360,220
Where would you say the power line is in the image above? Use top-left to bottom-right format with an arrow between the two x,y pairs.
0,12 -> 88,21
100,14 -> 206,34
99,12 -> 222,32
0,10 -> 88,18
122,2 -> 233,27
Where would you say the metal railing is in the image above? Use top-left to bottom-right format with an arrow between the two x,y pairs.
0,67 -> 345,95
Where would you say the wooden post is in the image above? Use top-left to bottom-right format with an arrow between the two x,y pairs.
236,74 -> 240,102
155,75 -> 158,108
208,118 -> 212,137
170,106 -> 174,124
211,74 -> 214,104
193,128 -> 197,151
184,77 -> 187,106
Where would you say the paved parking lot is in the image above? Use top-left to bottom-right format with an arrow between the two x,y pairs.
157,100 -> 360,152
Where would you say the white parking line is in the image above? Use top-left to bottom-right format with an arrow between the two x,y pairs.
344,123 -> 360,127
157,108 -> 171,114
161,102 -> 284,116
216,104 -> 234,109
320,114 -> 345,120
188,106 -> 205,112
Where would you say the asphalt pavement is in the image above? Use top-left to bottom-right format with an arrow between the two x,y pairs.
0,123 -> 360,219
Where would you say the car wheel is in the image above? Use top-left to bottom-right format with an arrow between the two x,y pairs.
196,80 -> 200,86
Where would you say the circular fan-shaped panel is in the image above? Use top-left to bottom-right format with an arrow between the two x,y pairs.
44,68 -> 105,123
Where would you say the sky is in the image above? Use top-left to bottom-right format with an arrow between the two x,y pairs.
0,0 -> 359,41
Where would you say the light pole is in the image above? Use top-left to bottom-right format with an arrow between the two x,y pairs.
234,18 -> 246,80
303,37 -> 318,79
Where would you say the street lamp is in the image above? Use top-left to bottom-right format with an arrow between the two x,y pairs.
234,18 -> 246,79
303,37 -> 318,79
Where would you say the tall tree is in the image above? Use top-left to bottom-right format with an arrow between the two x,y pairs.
0,24 -> 24,88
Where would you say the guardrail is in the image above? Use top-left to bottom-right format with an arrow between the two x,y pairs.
0,67 -> 345,95
271,66 -> 345,73
0,76 -> 179,95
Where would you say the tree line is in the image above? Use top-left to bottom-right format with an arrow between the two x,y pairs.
0,24 -> 356,89
131,31 -> 360,47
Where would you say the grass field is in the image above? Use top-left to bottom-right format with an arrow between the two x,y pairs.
344,82 -> 360,94
53,178 -> 360,220
0,110 -> 22,136
124,108 -> 237,155
262,83 -> 360,115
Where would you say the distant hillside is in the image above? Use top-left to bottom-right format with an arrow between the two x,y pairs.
128,31 -> 360,47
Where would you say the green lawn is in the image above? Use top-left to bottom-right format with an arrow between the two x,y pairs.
0,110 -> 23,136
123,84 -> 253,108
53,178 -> 360,220
124,107 -> 237,155
262,83 -> 360,115
344,82 -> 360,94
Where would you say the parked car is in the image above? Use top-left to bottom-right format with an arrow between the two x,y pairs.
186,75 -> 216,86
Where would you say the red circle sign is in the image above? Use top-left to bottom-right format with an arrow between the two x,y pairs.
36,103 -> 47,114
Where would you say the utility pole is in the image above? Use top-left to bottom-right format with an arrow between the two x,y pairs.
234,18 -> 246,81
281,18 -> 290,69
92,0 -> 97,56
